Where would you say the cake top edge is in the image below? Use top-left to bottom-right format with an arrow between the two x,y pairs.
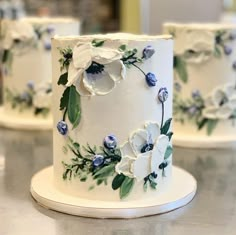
52,33 -> 172,41
164,22 -> 236,30
20,16 -> 79,24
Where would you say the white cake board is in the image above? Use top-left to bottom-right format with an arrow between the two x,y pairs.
173,134 -> 236,149
30,166 -> 197,219
0,107 -> 53,130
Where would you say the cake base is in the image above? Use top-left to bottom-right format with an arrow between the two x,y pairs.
173,134 -> 236,149
0,107 -> 53,130
30,166 -> 197,219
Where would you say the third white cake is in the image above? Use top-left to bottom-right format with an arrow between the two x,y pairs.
164,23 -> 236,144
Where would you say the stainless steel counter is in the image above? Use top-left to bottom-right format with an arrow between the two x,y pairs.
0,127 -> 236,235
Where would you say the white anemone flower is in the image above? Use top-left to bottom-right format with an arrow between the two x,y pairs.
3,20 -> 36,53
202,83 -> 236,119
33,82 -> 52,109
115,122 -> 169,181
67,42 -> 126,96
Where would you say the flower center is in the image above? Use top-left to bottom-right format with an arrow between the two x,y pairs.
140,143 -> 154,153
219,95 -> 228,106
86,61 -> 104,74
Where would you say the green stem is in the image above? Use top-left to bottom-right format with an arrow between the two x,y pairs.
132,63 -> 146,77
63,107 -> 67,121
161,102 -> 164,128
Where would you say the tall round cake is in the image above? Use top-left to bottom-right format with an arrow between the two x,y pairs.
164,23 -> 236,147
0,17 -> 80,127
52,34 -> 173,201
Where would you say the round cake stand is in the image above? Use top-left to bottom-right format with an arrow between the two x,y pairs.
173,134 -> 236,149
30,166 -> 197,219
0,107 -> 53,130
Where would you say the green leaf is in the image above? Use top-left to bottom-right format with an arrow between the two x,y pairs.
174,56 -> 188,83
112,174 -> 126,190
150,181 -> 157,190
92,39 -> 105,47
161,118 -> 172,134
143,182 -> 148,192
119,44 -> 127,51
164,145 -> 173,160
197,118 -> 208,130
120,177 -> 135,199
93,164 -> 115,180
2,49 -> 10,63
166,132 -> 173,141
73,142 -> 80,149
57,72 -> 68,85
60,87 -> 70,110
207,119 -> 218,136
68,85 -> 81,129
214,46 -> 222,58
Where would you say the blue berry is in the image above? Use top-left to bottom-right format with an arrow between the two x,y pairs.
224,45 -> 233,55
57,121 -> 68,135
92,155 -> 104,167
145,73 -> 157,87
103,135 -> 117,149
158,87 -> 168,102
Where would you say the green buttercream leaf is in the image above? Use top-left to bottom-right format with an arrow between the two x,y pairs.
68,85 -> 81,129
57,72 -> 68,85
119,44 -> 127,51
207,119 -> 218,136
93,164 -> 115,180
174,56 -> 188,83
150,181 -> 157,190
214,46 -> 222,58
92,39 -> 105,47
60,87 -> 70,110
166,132 -> 173,141
2,49 -> 10,63
120,177 -> 135,199
112,174 -> 126,190
197,118 -> 208,130
161,118 -> 172,134
164,145 -> 173,160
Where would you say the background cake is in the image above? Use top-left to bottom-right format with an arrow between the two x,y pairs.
52,33 -> 173,201
0,17 -> 80,121
164,23 -> 236,146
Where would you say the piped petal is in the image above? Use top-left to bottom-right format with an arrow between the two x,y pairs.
105,60 -> 126,82
115,155 -> 135,178
129,129 -> 148,155
92,46 -> 122,64
144,122 -> 160,144
120,141 -> 136,159
66,64 -> 84,87
83,71 -> 116,96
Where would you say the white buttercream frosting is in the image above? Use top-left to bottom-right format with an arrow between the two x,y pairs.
52,33 -> 173,201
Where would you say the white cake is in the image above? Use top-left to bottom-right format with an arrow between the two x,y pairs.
164,23 -> 236,144
1,17 -> 80,120
52,33 -> 173,201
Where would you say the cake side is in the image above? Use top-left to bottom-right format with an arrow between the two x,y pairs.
1,17 -> 80,119
52,34 -> 174,201
164,23 -> 236,137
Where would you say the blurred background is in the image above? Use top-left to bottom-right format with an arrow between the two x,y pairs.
1,0 -> 236,34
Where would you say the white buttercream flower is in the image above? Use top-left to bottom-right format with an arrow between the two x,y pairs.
3,20 -> 36,53
115,122 -> 169,181
202,84 -> 236,119
33,82 -> 52,109
176,30 -> 215,63
67,42 -> 126,96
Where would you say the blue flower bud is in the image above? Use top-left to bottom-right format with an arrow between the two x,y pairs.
92,155 -> 104,167
57,120 -> 68,135
20,92 -> 30,101
142,45 -> 155,59
145,73 -> 157,87
46,25 -> 55,34
192,89 -> 201,99
188,105 -> 197,115
158,87 -> 168,102
44,41 -> 51,51
27,80 -> 34,90
104,134 -> 117,149
224,45 -> 232,55
233,61 -> 236,70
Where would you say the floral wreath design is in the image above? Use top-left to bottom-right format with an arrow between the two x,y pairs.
5,81 -> 52,116
170,28 -> 236,135
56,40 -> 173,199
